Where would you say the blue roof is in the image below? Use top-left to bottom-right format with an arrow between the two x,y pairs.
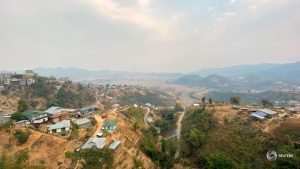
109,140 -> 121,150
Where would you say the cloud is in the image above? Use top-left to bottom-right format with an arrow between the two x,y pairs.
224,11 -> 237,17
83,0 -> 170,39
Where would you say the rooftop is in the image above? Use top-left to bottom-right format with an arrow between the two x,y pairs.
103,120 -> 118,128
22,110 -> 47,118
251,112 -> 267,120
48,120 -> 70,130
109,140 -> 121,150
74,118 -> 90,125
80,105 -> 95,112
45,106 -> 65,115
258,109 -> 278,115
82,138 -> 106,149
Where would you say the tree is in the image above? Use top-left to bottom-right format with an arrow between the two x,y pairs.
79,147 -> 113,169
17,99 -> 28,113
261,99 -> 274,108
229,96 -> 240,105
175,102 -> 182,111
206,153 -> 236,169
202,97 -> 206,103
90,117 -> 97,126
209,98 -> 213,104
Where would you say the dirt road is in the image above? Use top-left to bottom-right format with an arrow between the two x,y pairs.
175,111 -> 185,159
92,109 -> 117,137
144,107 -> 150,129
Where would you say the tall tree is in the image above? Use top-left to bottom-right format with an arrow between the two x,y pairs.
17,99 -> 28,113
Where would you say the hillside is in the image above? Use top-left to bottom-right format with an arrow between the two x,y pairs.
193,61 -> 300,81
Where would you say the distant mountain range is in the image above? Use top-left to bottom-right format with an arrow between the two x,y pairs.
193,61 -> 300,81
33,61 -> 300,86
34,67 -> 181,81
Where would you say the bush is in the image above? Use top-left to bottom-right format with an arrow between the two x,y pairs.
14,130 -> 30,144
205,153 -> 237,169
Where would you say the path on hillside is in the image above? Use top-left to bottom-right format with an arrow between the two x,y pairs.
144,107 -> 150,129
175,111 -> 185,159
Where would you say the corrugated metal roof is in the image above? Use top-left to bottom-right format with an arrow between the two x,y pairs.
45,106 -> 65,115
74,118 -> 90,125
82,138 -> 106,149
251,112 -> 267,120
258,109 -> 278,115
109,140 -> 121,150
48,120 -> 70,130
80,106 -> 95,112
22,110 -> 47,118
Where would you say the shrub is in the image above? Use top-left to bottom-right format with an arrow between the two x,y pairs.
14,130 -> 30,144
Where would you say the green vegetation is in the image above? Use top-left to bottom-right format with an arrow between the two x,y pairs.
154,108 -> 176,136
90,117 -> 97,126
17,99 -> 28,113
119,90 -> 175,106
229,96 -> 240,105
205,152 -> 237,169
140,127 -> 176,169
124,107 -> 145,130
66,147 -> 114,169
180,107 -> 300,168
14,130 -> 30,145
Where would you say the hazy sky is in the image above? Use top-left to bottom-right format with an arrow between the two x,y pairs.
1,0 -> 300,72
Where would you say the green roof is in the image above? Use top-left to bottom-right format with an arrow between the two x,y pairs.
22,110 -> 47,118
103,120 -> 118,128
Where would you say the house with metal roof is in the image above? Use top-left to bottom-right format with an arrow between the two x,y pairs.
45,106 -> 66,119
48,120 -> 71,136
102,120 -> 118,133
82,137 -> 106,149
80,105 -> 96,115
73,118 -> 91,128
258,109 -> 278,117
250,112 -> 267,120
22,110 -> 48,124
109,140 -> 121,150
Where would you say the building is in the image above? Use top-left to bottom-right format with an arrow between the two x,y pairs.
250,112 -> 267,121
25,70 -> 35,77
20,79 -> 27,86
102,120 -> 118,133
288,107 -> 300,113
80,105 -> 97,115
26,78 -> 36,85
22,110 -> 48,124
109,140 -> 121,150
258,109 -> 278,117
45,106 -> 66,119
73,118 -> 91,128
48,120 -> 71,136
82,137 -> 106,149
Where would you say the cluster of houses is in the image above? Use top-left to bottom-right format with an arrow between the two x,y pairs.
233,105 -> 300,121
82,119 -> 120,150
9,104 -> 122,151
0,70 -> 37,89
13,104 -> 97,136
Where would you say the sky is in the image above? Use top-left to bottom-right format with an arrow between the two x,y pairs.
1,0 -> 300,72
